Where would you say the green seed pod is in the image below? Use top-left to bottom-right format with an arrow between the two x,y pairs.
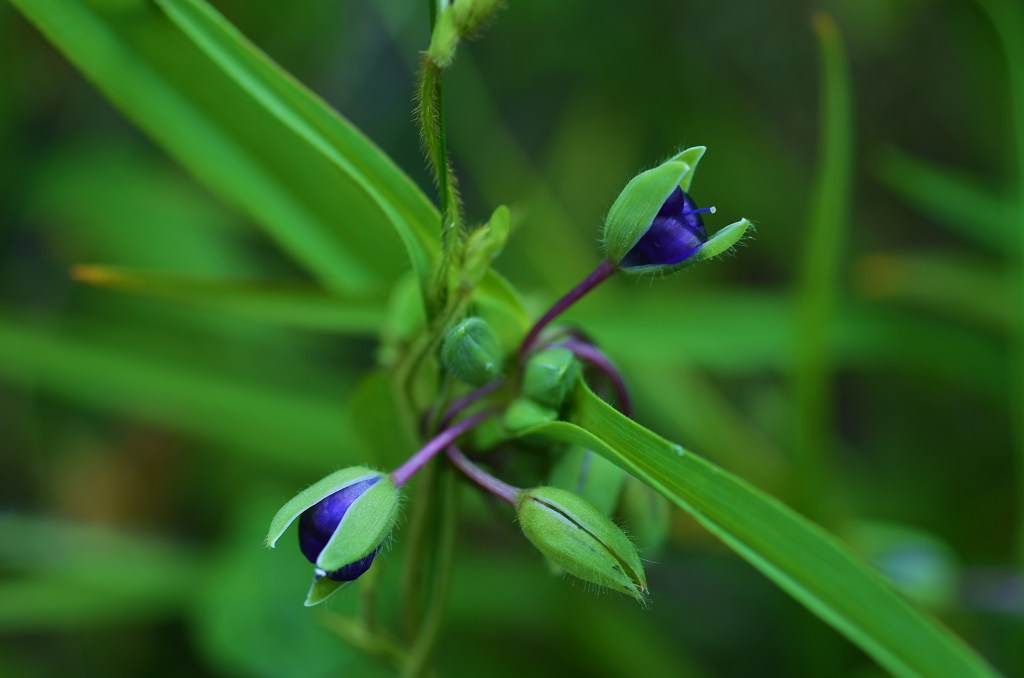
442,317 -> 503,386
517,486 -> 647,602
602,146 -> 751,275
522,347 -> 580,410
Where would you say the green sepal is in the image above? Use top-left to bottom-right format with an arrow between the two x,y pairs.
503,398 -> 558,433
549,447 -> 627,516
427,0 -> 502,69
618,218 -> 752,276
463,205 -> 510,285
427,5 -> 460,68
620,476 -> 671,555
305,576 -> 350,607
316,475 -> 401,572
265,466 -> 381,548
602,146 -> 706,265
441,317 -> 503,386
517,486 -> 647,602
693,218 -> 751,264
451,0 -> 502,37
522,347 -> 580,410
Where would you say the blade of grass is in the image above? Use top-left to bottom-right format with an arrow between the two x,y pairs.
792,12 -> 853,520
9,0 -> 427,295
72,265 -> 386,334
0,316 -> 354,470
519,382 -> 997,678
0,514 -> 200,631
874,147 -> 1014,253
576,294 -> 1007,399
975,0 -> 1024,568
154,0 -> 439,305
855,252 -> 1012,332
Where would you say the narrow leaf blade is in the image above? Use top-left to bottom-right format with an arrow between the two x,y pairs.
519,383 -> 996,678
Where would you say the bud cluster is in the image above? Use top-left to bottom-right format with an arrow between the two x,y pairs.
267,146 -> 748,607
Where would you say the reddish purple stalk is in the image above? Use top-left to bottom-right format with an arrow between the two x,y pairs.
445,444 -> 520,504
518,259 -> 617,360
441,380 -> 504,427
555,338 -> 633,417
390,409 -> 496,487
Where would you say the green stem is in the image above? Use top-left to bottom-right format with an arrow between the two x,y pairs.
403,465 -> 460,678
400,462 -> 436,639
320,612 -> 409,670
792,12 -> 852,523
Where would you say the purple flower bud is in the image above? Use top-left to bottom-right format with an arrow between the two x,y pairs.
619,187 -> 713,270
298,476 -> 381,582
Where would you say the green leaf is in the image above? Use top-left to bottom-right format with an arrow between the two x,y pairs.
518,381 -> 996,678
0,514 -> 199,630
792,12 -> 854,518
854,252 -> 1011,332
155,0 -> 439,300
10,0 -> 437,296
73,266 -> 387,334
575,294 -> 1007,398
549,447 -> 627,516
874,147 -> 1014,253
0,316 -> 354,470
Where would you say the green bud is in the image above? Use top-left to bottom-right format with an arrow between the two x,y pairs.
517,486 -> 647,602
620,477 -> 671,556
442,317 -> 503,386
522,347 -> 580,410
462,205 -> 510,285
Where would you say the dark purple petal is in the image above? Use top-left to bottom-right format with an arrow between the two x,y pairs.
322,546 -> 381,581
620,187 -> 709,269
298,476 -> 380,564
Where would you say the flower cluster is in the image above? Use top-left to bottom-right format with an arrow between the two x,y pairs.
267,147 -> 748,606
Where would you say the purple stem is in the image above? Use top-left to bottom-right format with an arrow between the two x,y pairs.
555,338 -> 633,417
390,409 -> 496,487
441,380 -> 504,427
518,259 -> 618,360
445,443 -> 521,504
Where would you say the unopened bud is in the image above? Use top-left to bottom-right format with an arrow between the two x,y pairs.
522,347 -> 580,410
442,317 -> 504,386
267,466 -> 401,606
517,486 -> 647,601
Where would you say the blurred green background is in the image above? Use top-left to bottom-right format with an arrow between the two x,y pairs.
1,0 -> 1021,675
